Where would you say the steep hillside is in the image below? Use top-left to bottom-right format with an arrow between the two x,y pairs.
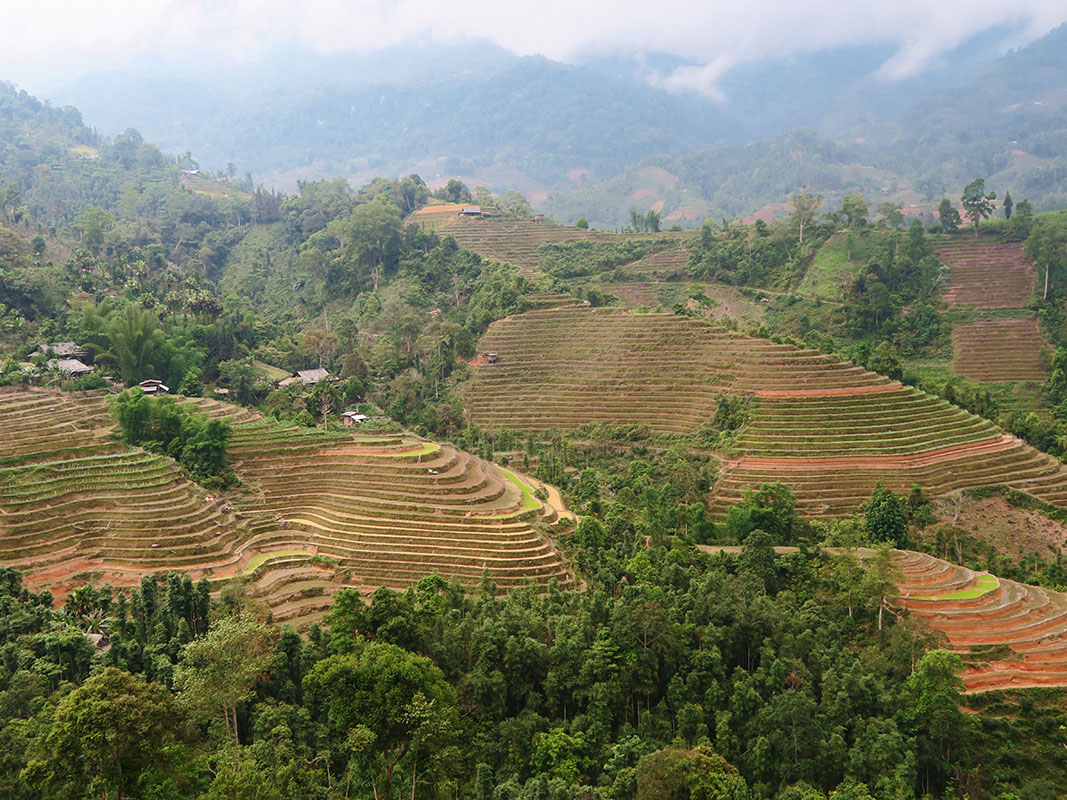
0,389 -> 571,621
932,235 -> 1050,384
934,237 -> 1037,309
466,306 -> 1067,516
466,306 -> 893,434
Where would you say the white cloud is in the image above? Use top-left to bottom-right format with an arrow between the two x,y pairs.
3,0 -> 1066,94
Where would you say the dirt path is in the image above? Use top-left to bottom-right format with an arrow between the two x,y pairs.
505,468 -> 577,523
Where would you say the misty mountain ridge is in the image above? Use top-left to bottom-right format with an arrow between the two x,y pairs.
20,22 -> 1067,227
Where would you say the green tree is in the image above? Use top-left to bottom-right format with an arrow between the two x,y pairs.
634,745 -> 749,800
960,178 -> 996,239
790,193 -> 822,244
304,643 -> 460,800
725,482 -> 800,544
22,668 -> 181,800
436,179 -> 471,204
739,529 -> 777,593
902,649 -> 971,794
1025,216 -> 1067,301
218,359 -> 260,404
75,205 -> 115,254
575,217 -> 589,229
876,201 -> 904,229
861,544 -> 900,631
345,196 -> 403,291
309,379 -> 342,431
1003,190 -> 1014,219
98,304 -> 162,384
1009,198 -> 1035,239
864,485 -> 907,547
499,189 -> 534,219
840,195 -> 869,229
175,614 -> 277,745
866,341 -> 903,381
937,199 -> 961,233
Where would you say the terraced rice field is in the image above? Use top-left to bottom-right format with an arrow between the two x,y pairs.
467,306 -> 1067,516
715,391 -> 1067,517
951,316 -> 1048,382
932,237 -> 1048,383
468,307 -> 893,434
433,216 -> 689,278
228,422 -> 570,601
0,389 -> 245,582
895,550 -> 1067,692
621,247 -> 691,277
933,237 -> 1036,308
0,390 -> 123,467
0,388 -> 571,624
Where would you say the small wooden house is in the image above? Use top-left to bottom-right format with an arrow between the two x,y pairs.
31,341 -> 87,360
484,352 -> 498,364
341,411 -> 369,426
50,358 -> 93,376
138,379 -> 170,395
295,368 -> 334,386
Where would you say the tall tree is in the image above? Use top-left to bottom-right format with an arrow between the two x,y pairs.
877,201 -> 904,229
22,668 -> 181,800
75,205 -> 114,254
937,199 -> 961,233
902,649 -> 971,794
106,304 -> 162,384
304,644 -> 460,800
790,192 -> 822,244
1003,190 -> 1014,219
960,178 -> 996,239
345,196 -> 403,291
175,614 -> 277,746
634,746 -> 748,800
1025,217 -> 1067,301
840,194 -> 869,229
865,485 -> 908,548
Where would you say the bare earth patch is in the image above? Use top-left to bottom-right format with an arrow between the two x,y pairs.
941,495 -> 1067,560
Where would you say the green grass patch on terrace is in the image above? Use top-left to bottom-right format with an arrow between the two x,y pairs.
906,361 -> 1047,415
242,550 -> 316,573
500,469 -> 542,513
914,574 -> 999,600
368,442 -> 440,458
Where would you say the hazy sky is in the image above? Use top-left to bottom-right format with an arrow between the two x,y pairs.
5,0 -> 1066,95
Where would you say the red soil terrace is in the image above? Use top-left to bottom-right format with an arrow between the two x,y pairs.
894,550 -> 1067,693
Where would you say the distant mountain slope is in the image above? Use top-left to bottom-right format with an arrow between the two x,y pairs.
0,81 -> 180,226
49,53 -> 743,190
545,130 -> 900,227
852,23 -> 1067,206
19,22 -> 1067,227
